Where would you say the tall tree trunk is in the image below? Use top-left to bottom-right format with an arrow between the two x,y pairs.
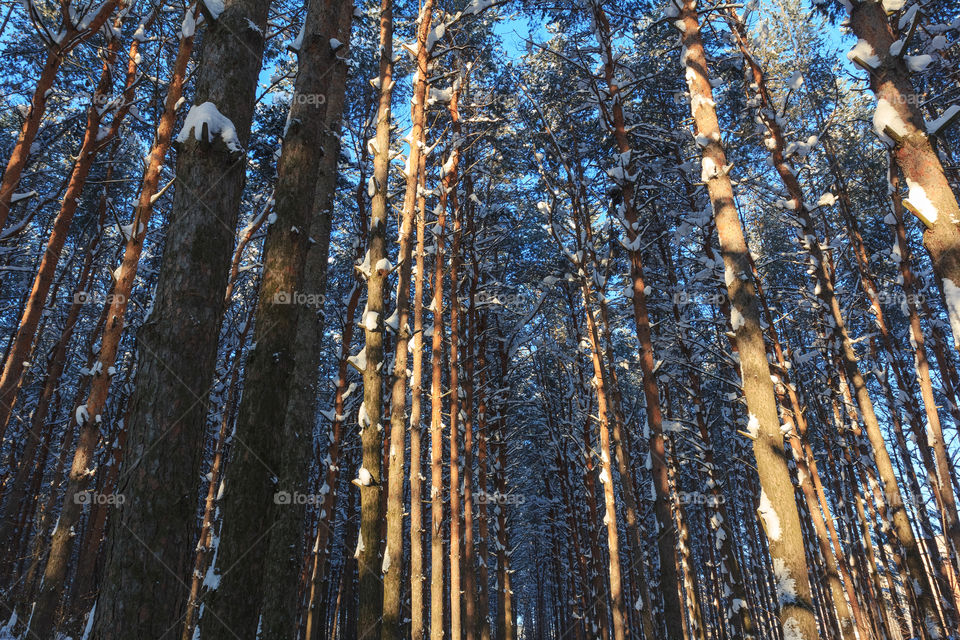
461,178 -> 478,640
409,150 -> 429,640
474,312 -> 492,640
382,2 -> 434,636
890,156 -> 960,572
299,8 -> 358,640
675,1 -> 819,637
357,0 -> 394,634
576,270 -> 627,640
208,0 -> 351,636
493,340 -> 516,640
587,11 -> 666,635
0,158 -> 108,577
447,83 -> 466,640
727,14 -> 872,637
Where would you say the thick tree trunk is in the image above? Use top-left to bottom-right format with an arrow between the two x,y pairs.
88,0 -> 270,636
847,0 -> 960,355
298,9 -> 357,640
209,1 -> 351,637
890,158 -> 960,564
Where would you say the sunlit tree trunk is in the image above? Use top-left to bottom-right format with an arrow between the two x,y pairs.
447,82 -> 466,640
0,153 -> 109,579
0,0 -> 119,232
676,1 -> 819,637
408,148 -> 429,640
382,2 -> 434,635
847,0 -> 960,354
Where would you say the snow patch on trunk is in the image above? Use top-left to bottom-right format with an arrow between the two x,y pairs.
176,102 -> 242,153
941,279 -> 960,346
773,558 -> 797,604
902,177 -> 939,227
757,489 -> 782,541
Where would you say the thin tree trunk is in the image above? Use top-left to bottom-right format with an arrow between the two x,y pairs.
357,0 -> 394,633
409,148 -> 429,640
474,311 -> 492,640
447,83 -> 466,640
576,270 -> 627,640
0,0 -> 119,232
0,160 -> 108,577
461,177 -> 478,640
890,155 -> 960,573
382,2 -> 434,636
493,340 -> 516,640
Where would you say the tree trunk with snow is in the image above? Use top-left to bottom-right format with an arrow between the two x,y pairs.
356,0 -> 394,634
90,0 -> 271,636
381,2 -> 434,635
408,149 -> 429,640
676,1 -> 819,638
447,84 -> 466,640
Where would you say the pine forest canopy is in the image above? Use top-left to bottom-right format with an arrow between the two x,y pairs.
0,0 -> 958,638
